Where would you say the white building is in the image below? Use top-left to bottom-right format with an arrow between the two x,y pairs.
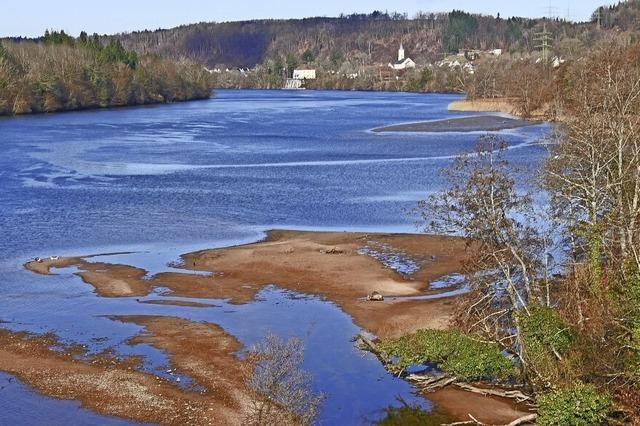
388,44 -> 416,70
292,69 -> 316,80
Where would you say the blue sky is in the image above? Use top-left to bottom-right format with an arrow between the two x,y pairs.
1,0 -> 615,38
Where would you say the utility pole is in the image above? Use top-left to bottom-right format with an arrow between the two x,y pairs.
534,23 -> 553,65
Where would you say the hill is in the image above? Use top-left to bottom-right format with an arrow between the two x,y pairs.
109,8 -> 619,70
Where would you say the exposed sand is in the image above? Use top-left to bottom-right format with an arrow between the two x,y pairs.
0,326 -> 251,425
372,115 -> 534,133
115,316 -> 251,410
20,230 -> 533,424
26,230 -> 468,339
448,98 -> 549,120
429,387 -> 533,424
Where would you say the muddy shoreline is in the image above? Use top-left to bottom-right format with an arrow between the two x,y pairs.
16,230 -> 533,424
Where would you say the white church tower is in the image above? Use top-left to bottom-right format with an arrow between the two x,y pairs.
389,42 -> 415,70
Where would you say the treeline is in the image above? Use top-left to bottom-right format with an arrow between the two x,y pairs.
0,31 -> 214,116
594,0 -> 640,31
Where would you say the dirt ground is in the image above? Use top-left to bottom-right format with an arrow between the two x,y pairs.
0,325 -> 251,425
26,230 -> 468,339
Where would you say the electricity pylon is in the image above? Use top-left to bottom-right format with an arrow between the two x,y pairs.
534,23 -> 553,65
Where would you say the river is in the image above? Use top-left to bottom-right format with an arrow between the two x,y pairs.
0,90 -> 550,424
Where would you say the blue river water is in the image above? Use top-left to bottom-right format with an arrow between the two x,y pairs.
0,90 -> 550,425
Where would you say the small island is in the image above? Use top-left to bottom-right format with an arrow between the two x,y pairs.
373,115 -> 535,133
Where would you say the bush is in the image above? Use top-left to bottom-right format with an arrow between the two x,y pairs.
519,306 -> 575,355
516,306 -> 576,386
245,334 -> 324,426
379,329 -> 515,381
537,383 -> 612,426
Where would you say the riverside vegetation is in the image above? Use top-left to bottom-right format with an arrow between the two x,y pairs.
0,30 -> 214,115
371,40 -> 640,425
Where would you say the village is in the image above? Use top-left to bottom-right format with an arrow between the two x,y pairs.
206,41 -> 565,92
205,42 -> 565,91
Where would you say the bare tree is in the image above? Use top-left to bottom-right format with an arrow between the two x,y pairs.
416,136 -> 550,373
545,42 -> 640,284
244,334 -> 324,426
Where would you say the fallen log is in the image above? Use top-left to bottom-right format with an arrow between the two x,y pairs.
453,383 -> 534,403
406,373 -> 457,391
355,334 -> 536,420
505,414 -> 537,426
442,413 -> 536,426
355,334 -> 391,364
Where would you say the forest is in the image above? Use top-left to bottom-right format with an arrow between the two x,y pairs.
0,31 -> 215,116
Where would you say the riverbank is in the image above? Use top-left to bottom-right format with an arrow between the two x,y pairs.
0,38 -> 215,117
18,230 -> 535,424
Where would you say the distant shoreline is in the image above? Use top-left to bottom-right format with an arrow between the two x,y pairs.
0,94 -> 213,118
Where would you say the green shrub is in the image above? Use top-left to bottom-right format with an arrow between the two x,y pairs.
379,329 -> 515,381
519,306 -> 575,355
517,306 -> 576,385
537,383 -> 612,426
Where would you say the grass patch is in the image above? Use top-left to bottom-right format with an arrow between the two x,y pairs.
379,329 -> 515,381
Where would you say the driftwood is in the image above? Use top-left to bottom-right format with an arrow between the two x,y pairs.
406,373 -> 457,391
505,414 -> 537,426
403,371 -> 533,403
355,334 -> 391,364
453,382 -> 533,403
442,413 -> 536,426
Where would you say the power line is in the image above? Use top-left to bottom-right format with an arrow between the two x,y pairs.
565,3 -> 574,22
543,1 -> 559,20
534,23 -> 553,64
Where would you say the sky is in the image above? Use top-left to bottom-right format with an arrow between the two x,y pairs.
0,0 -> 616,38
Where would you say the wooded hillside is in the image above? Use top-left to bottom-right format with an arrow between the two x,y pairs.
109,5 -> 637,70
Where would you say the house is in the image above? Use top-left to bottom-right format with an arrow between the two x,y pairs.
388,44 -> 416,70
292,69 -> 316,80
552,56 -> 566,68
